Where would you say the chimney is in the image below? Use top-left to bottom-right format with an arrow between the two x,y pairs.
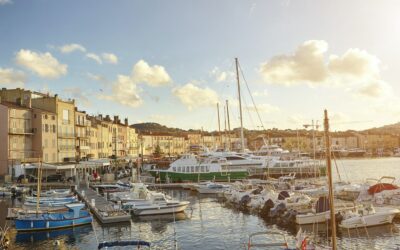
26,96 -> 32,108
105,115 -> 110,121
114,115 -> 119,123
124,118 -> 128,126
99,114 -> 103,120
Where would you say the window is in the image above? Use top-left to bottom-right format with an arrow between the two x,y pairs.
44,139 -> 48,147
62,109 -> 69,121
52,139 -> 55,147
45,153 -> 48,162
52,125 -> 56,133
44,114 -> 48,119
45,124 -> 49,132
52,115 -> 55,120
34,114 -> 37,119
52,153 -> 56,161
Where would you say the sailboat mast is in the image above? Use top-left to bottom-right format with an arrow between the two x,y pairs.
324,109 -> 337,250
217,103 -> 221,149
235,58 -> 245,152
226,100 -> 232,150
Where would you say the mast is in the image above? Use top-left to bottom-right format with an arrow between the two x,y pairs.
217,103 -> 222,149
235,58 -> 245,152
324,109 -> 337,250
36,156 -> 42,214
226,100 -> 232,150
224,104 -> 227,150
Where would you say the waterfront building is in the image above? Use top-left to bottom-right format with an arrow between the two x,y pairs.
31,94 -> 76,162
75,109 -> 91,160
32,108 -> 58,163
128,126 -> 139,158
0,101 -> 34,177
88,119 -> 99,159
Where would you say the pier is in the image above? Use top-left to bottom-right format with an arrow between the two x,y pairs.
75,185 -> 131,224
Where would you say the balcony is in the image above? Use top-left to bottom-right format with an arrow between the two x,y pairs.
75,121 -> 90,127
77,145 -> 90,151
9,127 -> 34,135
59,145 -> 76,151
58,132 -> 75,138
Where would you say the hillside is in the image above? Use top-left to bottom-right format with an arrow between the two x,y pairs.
130,122 -> 187,134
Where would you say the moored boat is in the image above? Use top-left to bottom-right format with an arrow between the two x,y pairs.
148,154 -> 249,182
15,203 -> 93,231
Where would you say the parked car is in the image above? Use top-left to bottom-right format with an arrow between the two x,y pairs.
16,174 -> 38,183
42,174 -> 65,182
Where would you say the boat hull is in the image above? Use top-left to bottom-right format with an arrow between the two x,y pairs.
15,215 -> 93,232
132,202 -> 189,216
296,211 -> 329,225
339,211 -> 398,229
148,170 -> 248,183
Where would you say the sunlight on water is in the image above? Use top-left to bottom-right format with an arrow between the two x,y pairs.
5,158 -> 400,249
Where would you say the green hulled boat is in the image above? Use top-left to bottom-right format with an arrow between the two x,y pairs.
148,154 -> 249,183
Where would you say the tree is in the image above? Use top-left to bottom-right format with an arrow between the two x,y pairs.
153,144 -> 162,158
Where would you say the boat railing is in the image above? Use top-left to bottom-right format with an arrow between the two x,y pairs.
245,231 -> 290,250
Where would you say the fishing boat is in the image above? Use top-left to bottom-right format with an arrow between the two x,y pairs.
124,192 -> 190,216
15,203 -> 93,231
148,154 -> 249,182
32,189 -> 71,197
109,182 -> 150,203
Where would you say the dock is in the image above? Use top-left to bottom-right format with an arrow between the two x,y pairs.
75,185 -> 131,224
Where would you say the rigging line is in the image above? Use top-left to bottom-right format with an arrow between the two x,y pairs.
237,61 -> 266,131
242,94 -> 257,130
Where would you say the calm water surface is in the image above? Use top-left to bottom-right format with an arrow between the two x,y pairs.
4,157 -> 400,250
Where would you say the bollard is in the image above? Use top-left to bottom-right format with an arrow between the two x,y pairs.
82,190 -> 85,197
91,198 -> 95,207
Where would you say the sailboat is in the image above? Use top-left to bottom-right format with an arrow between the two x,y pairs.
15,159 -> 93,231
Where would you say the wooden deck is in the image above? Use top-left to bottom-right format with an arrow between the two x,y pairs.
75,185 -> 131,224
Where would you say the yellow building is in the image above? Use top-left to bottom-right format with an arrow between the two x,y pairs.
31,94 -> 76,162
88,121 -> 99,159
32,108 -> 58,163
0,101 -> 34,176
75,109 -> 90,160
128,127 -> 139,158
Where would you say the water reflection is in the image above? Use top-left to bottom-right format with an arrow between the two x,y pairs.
15,224 -> 93,243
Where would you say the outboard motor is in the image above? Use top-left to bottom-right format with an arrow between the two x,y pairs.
315,196 -> 330,213
279,209 -> 298,226
260,199 -> 275,219
278,191 -> 290,200
269,202 -> 287,218
239,194 -> 251,209
251,186 -> 263,195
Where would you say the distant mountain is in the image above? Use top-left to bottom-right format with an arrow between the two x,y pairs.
362,122 -> 400,135
130,122 -> 186,134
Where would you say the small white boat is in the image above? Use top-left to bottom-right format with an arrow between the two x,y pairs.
109,182 -> 150,202
127,192 -> 190,216
32,189 -> 71,197
195,182 -> 230,194
339,205 -> 400,229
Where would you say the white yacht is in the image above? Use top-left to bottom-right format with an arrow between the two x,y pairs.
124,192 -> 190,216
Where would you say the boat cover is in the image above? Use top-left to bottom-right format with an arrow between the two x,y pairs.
368,183 -> 398,195
315,196 -> 330,213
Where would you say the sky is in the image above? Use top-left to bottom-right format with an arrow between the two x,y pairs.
1,0 -> 400,132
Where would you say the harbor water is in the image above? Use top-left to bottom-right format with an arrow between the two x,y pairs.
4,157 -> 400,249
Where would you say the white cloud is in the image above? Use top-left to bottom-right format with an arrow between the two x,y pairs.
252,89 -> 268,97
131,60 -> 171,86
0,67 -> 26,87
63,87 -> 91,106
98,74 -> 142,107
0,0 -> 12,5
86,53 -> 102,64
259,40 -> 390,98
15,49 -> 67,79
59,43 -> 86,54
102,53 -> 118,64
210,67 -> 235,83
356,80 -> 391,98
172,83 -> 219,110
